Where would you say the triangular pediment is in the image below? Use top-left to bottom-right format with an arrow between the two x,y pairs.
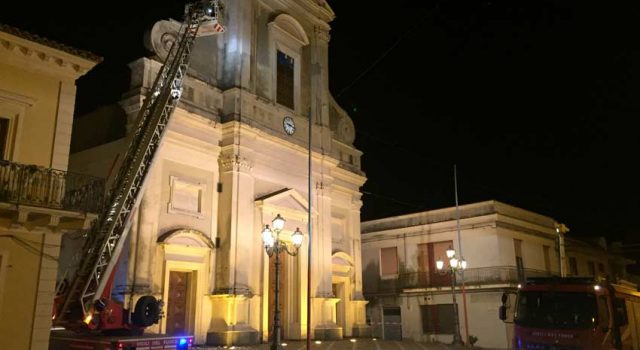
255,188 -> 309,213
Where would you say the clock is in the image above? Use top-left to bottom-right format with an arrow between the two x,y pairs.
283,116 -> 295,135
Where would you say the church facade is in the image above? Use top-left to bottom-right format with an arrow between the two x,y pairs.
68,0 -> 368,345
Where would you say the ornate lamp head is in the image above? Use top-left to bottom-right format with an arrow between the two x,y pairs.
272,214 -> 285,231
261,225 -> 274,248
292,227 -> 304,248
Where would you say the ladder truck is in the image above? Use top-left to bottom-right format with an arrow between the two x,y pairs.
51,1 -> 225,348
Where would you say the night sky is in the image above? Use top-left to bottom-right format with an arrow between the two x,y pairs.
2,1 -> 639,252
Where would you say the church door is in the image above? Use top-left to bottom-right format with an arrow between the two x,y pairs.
166,271 -> 190,335
268,251 -> 288,339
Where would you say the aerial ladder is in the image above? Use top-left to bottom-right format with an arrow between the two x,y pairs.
53,0 -> 225,334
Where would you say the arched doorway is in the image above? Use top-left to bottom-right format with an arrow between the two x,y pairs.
332,251 -> 354,335
157,229 -> 214,338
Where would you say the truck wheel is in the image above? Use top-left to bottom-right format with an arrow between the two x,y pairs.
132,296 -> 160,327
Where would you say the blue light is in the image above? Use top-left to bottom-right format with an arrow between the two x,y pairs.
179,338 -> 188,346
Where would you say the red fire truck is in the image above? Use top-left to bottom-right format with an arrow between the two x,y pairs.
499,277 -> 640,350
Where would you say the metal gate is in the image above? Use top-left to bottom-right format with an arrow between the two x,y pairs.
382,307 -> 402,340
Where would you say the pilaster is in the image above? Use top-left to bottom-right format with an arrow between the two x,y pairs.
310,26 -> 330,127
50,81 -> 76,171
219,0 -> 253,90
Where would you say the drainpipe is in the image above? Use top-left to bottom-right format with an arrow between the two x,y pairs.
555,223 -> 569,277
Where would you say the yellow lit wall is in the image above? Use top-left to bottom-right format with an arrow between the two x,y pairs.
0,27 -> 99,350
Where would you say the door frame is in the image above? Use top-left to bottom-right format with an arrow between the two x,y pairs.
160,245 -> 208,337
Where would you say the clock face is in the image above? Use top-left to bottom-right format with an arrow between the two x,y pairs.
283,116 -> 295,135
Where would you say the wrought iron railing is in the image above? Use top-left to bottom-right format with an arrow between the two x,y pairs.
364,266 -> 555,295
0,160 -> 105,213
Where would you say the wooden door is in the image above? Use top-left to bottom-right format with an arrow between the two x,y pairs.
166,271 -> 190,335
268,251 -> 288,339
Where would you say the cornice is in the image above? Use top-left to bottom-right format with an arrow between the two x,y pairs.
0,24 -> 101,62
261,0 -> 334,29
0,28 -> 100,79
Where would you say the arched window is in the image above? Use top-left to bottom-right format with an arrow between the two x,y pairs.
268,14 -> 309,112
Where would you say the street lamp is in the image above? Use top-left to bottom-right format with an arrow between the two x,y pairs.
261,214 -> 304,350
436,247 -> 467,346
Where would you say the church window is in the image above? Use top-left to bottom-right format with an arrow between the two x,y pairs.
268,14 -> 309,113
276,51 -> 295,109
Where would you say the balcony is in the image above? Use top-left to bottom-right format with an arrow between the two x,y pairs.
0,160 -> 104,214
364,266 -> 554,296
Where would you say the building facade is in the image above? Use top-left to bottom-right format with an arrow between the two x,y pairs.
68,0 -> 369,346
361,200 -> 633,349
0,25 -> 101,350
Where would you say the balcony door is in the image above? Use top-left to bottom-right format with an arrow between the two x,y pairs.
428,241 -> 453,287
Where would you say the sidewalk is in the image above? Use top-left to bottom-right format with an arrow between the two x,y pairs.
193,338 -> 483,350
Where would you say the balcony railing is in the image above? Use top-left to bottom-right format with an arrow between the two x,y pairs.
0,160 -> 105,213
364,266 -> 554,295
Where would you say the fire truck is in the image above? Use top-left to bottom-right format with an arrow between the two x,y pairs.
50,1 -> 225,349
499,277 -> 640,350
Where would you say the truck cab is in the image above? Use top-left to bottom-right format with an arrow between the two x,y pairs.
499,277 -> 640,350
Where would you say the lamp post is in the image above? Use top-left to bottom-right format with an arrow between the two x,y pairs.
436,247 -> 467,346
261,214 -> 304,350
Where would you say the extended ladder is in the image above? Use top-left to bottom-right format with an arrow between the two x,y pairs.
56,0 -> 224,327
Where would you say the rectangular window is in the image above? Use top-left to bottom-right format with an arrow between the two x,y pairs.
421,304 -> 455,334
380,247 -> 398,276
588,261 -> 596,276
0,118 -> 9,160
276,50 -> 294,109
569,257 -> 578,276
543,245 -> 551,272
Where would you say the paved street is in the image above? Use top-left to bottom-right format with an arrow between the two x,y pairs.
194,339 -> 478,350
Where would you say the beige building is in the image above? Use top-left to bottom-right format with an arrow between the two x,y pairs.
360,200 -> 634,349
0,25 -> 100,350
68,0 -> 369,346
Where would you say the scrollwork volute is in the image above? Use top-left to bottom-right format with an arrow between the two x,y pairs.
145,20 -> 181,61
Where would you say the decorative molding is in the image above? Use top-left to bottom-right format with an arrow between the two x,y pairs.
314,26 -> 330,43
219,154 -> 254,172
146,19 -> 181,62
212,286 -> 254,297
0,88 -> 36,107
157,228 -> 215,249
0,24 -> 101,62
0,36 -> 91,75
167,176 -> 206,218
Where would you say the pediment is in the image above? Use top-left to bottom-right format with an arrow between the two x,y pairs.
255,188 -> 309,213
